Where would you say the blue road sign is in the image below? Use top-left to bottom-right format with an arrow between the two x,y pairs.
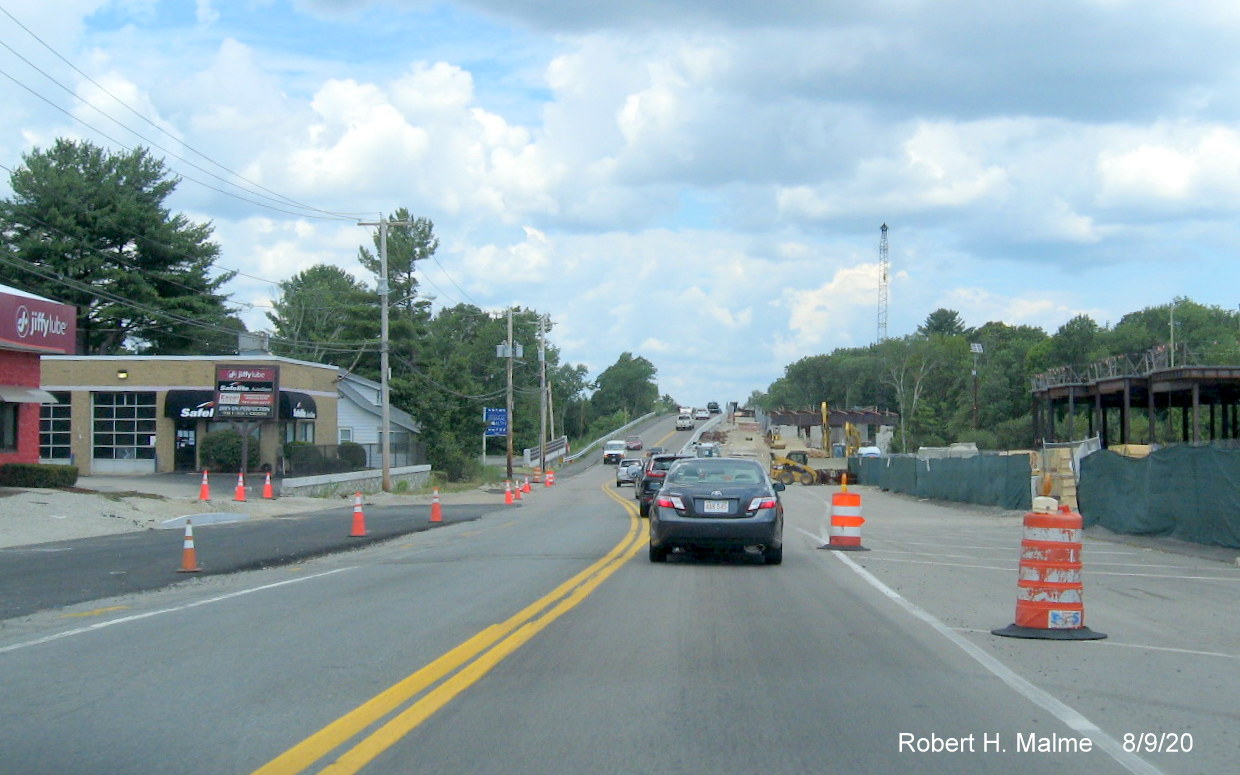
484,407 -> 508,437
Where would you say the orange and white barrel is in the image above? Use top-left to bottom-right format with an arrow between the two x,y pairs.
819,475 -> 868,552
992,497 -> 1106,640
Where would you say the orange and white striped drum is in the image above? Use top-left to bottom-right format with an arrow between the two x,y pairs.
992,497 -> 1106,640
820,475 -> 868,551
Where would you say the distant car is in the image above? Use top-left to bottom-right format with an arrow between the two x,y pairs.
675,414 -> 694,430
602,439 -> 627,465
707,401 -> 721,414
648,457 -> 785,564
694,409 -> 710,420
646,446 -> 666,457
625,435 -> 643,450
635,453 -> 693,515
616,458 -> 643,487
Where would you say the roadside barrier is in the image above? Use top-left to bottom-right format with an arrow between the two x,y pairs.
430,488 -> 443,523
262,471 -> 274,499
198,470 -> 211,502
504,481 -> 514,505
349,492 -> 368,537
992,497 -> 1106,640
176,520 -> 201,573
819,474 -> 867,551
234,471 -> 247,502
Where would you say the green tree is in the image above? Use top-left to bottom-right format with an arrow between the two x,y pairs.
591,352 -> 658,418
0,138 -> 239,354
918,308 -> 968,338
266,264 -> 379,372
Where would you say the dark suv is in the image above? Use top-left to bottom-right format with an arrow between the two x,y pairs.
635,453 -> 692,516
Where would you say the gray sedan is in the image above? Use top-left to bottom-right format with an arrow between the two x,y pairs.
615,458 -> 644,487
647,457 -> 785,564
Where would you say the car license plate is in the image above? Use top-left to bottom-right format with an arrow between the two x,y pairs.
703,499 -> 729,514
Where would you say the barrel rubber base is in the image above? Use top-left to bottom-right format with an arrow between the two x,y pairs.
991,624 -> 1107,640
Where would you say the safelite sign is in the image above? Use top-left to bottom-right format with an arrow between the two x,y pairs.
214,364 -> 279,420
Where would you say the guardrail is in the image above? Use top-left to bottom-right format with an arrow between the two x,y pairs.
564,412 -> 657,464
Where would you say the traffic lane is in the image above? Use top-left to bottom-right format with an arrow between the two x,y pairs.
0,501 -> 490,620
368,489 -> 1133,775
0,473 -> 632,775
798,486 -> 1240,775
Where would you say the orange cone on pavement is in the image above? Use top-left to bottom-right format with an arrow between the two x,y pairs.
513,480 -> 523,501
349,492 -> 368,537
430,488 -> 443,524
819,474 -> 868,551
522,477 -> 531,494
198,470 -> 211,502
177,520 -> 201,573
504,480 -> 514,505
234,471 -> 247,502
992,497 -> 1106,640
262,471 -> 274,499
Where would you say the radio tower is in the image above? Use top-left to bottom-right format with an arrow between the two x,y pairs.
877,223 -> 889,343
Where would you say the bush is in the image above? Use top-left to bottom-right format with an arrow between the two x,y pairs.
284,441 -> 324,474
0,463 -> 79,488
338,441 -> 367,469
199,430 -> 262,472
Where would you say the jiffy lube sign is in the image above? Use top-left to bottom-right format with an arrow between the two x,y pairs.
0,288 -> 76,353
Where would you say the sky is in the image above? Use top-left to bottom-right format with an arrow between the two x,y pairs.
2,0 -> 1239,409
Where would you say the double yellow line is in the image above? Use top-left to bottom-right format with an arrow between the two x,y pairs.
254,483 -> 645,775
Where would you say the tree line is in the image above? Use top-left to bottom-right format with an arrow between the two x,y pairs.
753,304 -> 1240,452
0,139 -> 667,479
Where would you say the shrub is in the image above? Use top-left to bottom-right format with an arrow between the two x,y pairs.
0,463 -> 79,488
199,430 -> 262,472
284,441 -> 324,474
338,441 -> 367,470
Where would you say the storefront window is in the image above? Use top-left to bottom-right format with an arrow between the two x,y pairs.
92,392 -> 157,460
0,402 -> 16,451
39,392 -> 71,460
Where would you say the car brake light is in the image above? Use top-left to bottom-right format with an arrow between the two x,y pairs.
656,495 -> 685,510
747,496 -> 777,511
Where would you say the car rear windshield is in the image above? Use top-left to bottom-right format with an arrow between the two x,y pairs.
668,461 -> 764,484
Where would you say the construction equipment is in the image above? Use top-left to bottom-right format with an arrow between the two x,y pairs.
770,450 -> 847,485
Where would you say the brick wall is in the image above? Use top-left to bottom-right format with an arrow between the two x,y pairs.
0,350 -> 43,465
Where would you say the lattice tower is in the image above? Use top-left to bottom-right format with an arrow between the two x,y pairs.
877,223 -> 889,343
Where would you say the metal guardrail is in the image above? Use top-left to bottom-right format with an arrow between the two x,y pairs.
1031,344 -> 1190,390
564,412 -> 657,464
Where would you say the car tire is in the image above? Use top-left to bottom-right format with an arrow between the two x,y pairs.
649,542 -> 668,562
615,480 -> 622,487
763,544 -> 783,565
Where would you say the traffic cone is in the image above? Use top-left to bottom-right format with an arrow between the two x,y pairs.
177,520 -> 201,573
522,477 -> 531,494
234,471 -> 247,502
992,498 -> 1106,640
262,471 -> 274,499
349,492 -> 368,537
504,481 -> 514,505
198,470 -> 211,502
430,488 -> 443,524
514,480 -> 524,501
819,474 -> 868,551
545,469 -> 556,487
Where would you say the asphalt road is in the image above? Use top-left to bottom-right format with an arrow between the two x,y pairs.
0,417 -> 1235,774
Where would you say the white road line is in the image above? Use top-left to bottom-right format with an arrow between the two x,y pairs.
950,628 -> 1240,661
797,525 -> 1166,775
0,567 -> 356,655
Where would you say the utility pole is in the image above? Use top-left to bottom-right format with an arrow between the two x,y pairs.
506,307 -> 515,479
538,314 -> 548,474
358,215 -> 416,491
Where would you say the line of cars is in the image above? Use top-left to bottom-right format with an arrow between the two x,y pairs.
605,415 -> 783,565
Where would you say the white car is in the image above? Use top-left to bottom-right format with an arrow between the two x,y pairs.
694,409 -> 710,420
676,414 -> 694,430
615,458 -> 643,487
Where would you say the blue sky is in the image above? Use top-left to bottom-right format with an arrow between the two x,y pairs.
3,0 -> 1240,409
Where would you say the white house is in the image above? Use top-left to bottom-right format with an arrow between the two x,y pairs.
336,371 -> 421,467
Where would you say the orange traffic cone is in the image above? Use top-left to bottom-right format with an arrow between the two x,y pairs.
350,492 -> 368,537
522,477 -> 531,494
234,471 -> 247,502
262,471 -> 274,499
514,480 -> 523,501
504,481 -> 514,505
198,470 -> 211,502
177,520 -> 201,573
430,488 -> 443,524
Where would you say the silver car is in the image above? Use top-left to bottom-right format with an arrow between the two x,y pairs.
615,458 -> 643,487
